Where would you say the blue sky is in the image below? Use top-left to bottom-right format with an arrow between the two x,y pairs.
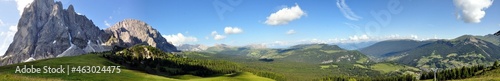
0,0 -> 499,54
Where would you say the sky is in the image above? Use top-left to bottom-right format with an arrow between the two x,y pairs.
0,0 -> 499,55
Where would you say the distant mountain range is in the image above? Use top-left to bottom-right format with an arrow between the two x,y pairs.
174,34 -> 500,69
335,41 -> 378,50
192,43 -> 371,64
360,35 -> 500,68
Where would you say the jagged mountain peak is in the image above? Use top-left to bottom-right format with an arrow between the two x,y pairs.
0,0 -> 177,66
104,19 -> 178,52
0,0 -> 110,66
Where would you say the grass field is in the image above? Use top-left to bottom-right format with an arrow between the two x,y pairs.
0,54 -> 273,81
370,63 -> 419,74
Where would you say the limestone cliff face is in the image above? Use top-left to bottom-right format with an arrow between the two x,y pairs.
105,19 -> 178,52
0,0 -> 110,66
0,0 -> 177,66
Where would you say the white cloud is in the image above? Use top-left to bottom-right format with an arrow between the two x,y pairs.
211,31 -> 218,36
265,4 -> 306,26
15,0 -> 34,16
410,34 -> 418,39
0,25 -> 17,56
163,33 -> 198,46
337,0 -> 362,21
104,20 -> 111,27
214,35 -> 226,40
210,31 -> 226,40
0,19 -> 4,26
349,34 -> 369,41
224,27 -> 243,34
9,25 -> 17,32
453,0 -> 494,23
286,29 -> 296,35
264,34 -> 422,47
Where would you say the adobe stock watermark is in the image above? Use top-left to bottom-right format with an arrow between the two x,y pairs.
213,0 -> 243,20
351,0 -> 404,36
346,0 -> 406,49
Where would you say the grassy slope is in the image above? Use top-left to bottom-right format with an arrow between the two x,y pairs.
183,52 -> 400,81
184,52 -> 334,81
370,63 -> 419,74
0,54 -> 273,81
457,68 -> 500,81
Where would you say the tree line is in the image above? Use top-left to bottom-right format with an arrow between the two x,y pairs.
316,74 -> 415,81
420,60 -> 500,80
102,45 -> 285,80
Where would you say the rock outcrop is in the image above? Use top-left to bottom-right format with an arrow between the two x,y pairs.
105,19 -> 178,52
0,0 -> 110,66
0,0 -> 177,66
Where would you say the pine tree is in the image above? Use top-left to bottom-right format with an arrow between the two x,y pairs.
494,60 -> 500,69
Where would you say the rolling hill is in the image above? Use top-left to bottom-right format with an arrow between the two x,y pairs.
359,39 -> 434,60
181,44 -> 422,80
0,46 -> 274,81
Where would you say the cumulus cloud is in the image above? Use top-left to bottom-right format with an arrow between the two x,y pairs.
0,25 -> 17,56
214,35 -> 226,40
337,0 -> 362,21
224,27 -> 243,34
15,0 -> 34,16
104,20 -> 111,27
453,0 -> 494,23
286,29 -> 296,35
210,31 -> 226,40
163,33 -> 198,46
265,3 -> 306,26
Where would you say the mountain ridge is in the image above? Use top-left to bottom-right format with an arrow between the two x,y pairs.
0,0 -> 177,66
361,35 -> 500,68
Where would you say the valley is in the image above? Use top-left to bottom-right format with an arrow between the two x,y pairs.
1,0 -> 500,81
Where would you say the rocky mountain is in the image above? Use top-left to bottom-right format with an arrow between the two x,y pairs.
104,19 -> 178,52
0,0 -> 177,66
0,0 -> 109,66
